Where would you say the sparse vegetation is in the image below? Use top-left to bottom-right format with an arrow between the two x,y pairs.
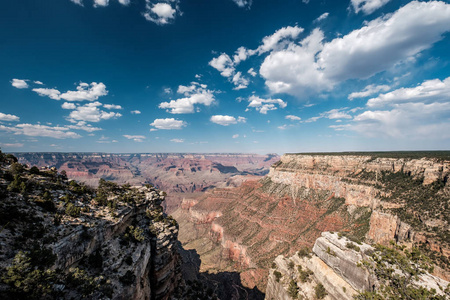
273,270 -> 282,282
315,283 -> 327,299
288,279 -> 299,299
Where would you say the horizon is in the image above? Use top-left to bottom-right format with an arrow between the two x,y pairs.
1,0 -> 450,153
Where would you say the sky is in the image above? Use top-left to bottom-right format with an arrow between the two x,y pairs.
1,0 -> 450,154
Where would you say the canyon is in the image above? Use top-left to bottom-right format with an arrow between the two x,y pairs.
14,153 -> 279,213
173,153 -> 450,297
5,151 -> 450,299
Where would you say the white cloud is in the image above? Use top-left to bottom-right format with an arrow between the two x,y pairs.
232,72 -> 250,90
118,0 -> 130,5
131,110 -> 141,114
232,134 -> 239,139
103,104 -> 123,110
285,115 -> 301,121
33,88 -> 61,100
159,82 -> 215,114
150,118 -> 186,130
323,108 -> 352,119
247,95 -> 287,114
66,121 -> 102,132
123,135 -> 146,142
261,1 -> 450,96
351,0 -> 391,15
278,124 -> 288,130
210,115 -> 246,126
32,82 -> 108,101
93,0 -> 109,7
248,68 -> 257,77
348,102 -> 450,139
315,12 -> 329,22
232,0 -> 252,9
0,123 -> 81,139
209,53 -> 235,77
62,102 -> 77,110
68,102 -> 122,122
34,81 -> 43,85
0,112 -> 20,122
11,79 -> 28,89
348,84 -> 391,100
0,143 -> 24,148
143,1 -> 180,25
170,138 -> 184,143
257,26 -> 304,54
367,77 -> 450,107
70,0 -> 83,5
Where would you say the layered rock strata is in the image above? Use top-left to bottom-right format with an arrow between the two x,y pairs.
266,232 -> 449,299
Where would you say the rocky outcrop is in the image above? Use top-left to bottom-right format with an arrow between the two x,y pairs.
266,232 -> 449,299
0,155 -> 183,300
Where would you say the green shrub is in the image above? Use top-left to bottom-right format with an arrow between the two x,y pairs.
273,270 -> 282,282
315,283 -> 327,299
346,242 -> 361,252
288,279 -> 299,299
65,203 -> 81,217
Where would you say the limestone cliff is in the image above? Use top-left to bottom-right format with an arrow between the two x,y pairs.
266,232 -> 449,299
0,153 -> 183,299
174,152 -> 450,296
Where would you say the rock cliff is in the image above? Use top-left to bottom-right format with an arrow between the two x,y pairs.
0,152 -> 184,299
266,232 -> 449,299
174,152 -> 450,296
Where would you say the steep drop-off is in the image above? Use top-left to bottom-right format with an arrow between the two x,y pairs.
14,153 -> 279,213
0,153 -> 184,299
174,153 -> 450,295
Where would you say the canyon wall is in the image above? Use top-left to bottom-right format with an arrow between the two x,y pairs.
174,153 -> 450,296
265,232 -> 449,299
0,156 -> 183,299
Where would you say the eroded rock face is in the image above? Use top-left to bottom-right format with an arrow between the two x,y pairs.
266,232 -> 450,300
0,159 -> 183,300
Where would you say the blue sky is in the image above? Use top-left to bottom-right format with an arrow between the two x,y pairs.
1,0 -> 450,154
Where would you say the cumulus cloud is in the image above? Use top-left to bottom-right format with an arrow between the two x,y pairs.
209,53 -> 235,77
246,95 -> 287,114
285,115 -> 301,121
367,77 -> 450,107
93,0 -> 109,7
11,79 -> 29,89
70,0 -> 83,6
170,138 -> 184,143
150,118 -> 186,130
143,1 -> 180,25
351,0 -> 391,15
348,102 -> 450,139
32,82 -> 108,101
232,72 -> 250,90
103,104 -> 123,110
323,108 -> 352,119
0,112 -> 20,122
34,81 -> 43,85
118,0 -> 130,5
159,82 -> 215,114
123,135 -> 146,142
62,102 -> 77,110
210,115 -> 246,126
131,110 -> 141,114
232,134 -> 239,139
261,1 -> 450,96
68,102 -> 122,123
331,77 -> 450,140
348,84 -> 391,100
0,123 -> 81,139
257,26 -> 304,54
66,121 -> 102,132
232,0 -> 252,9
248,68 -> 257,77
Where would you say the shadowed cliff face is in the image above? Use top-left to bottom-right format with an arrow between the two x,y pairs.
0,155 -> 183,300
14,153 -> 280,213
173,154 -> 450,294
